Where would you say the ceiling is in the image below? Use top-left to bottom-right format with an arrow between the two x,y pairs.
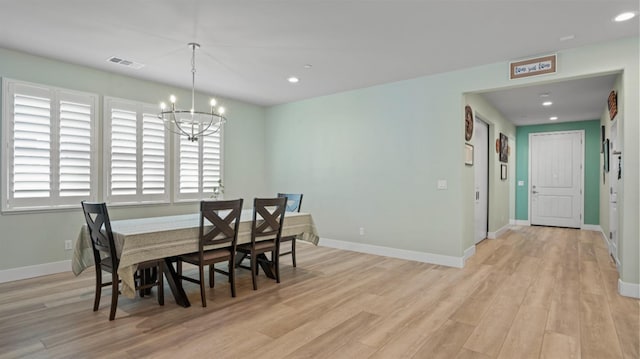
0,1 -> 637,125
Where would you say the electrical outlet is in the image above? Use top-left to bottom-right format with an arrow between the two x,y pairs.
359,227 -> 365,236
64,240 -> 73,250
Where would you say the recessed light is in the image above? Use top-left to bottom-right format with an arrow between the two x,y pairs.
549,116 -> 558,121
614,11 -> 637,22
542,101 -> 553,106
288,77 -> 299,83
560,35 -> 575,41
303,64 -> 313,69
539,92 -> 550,98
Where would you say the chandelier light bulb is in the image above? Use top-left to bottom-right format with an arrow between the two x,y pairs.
169,95 -> 176,103
210,98 -> 217,107
219,107 -> 225,115
160,102 -> 166,110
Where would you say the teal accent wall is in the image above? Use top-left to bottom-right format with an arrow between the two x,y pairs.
515,120 -> 600,224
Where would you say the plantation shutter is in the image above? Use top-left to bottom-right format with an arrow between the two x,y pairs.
12,91 -> 52,199
110,108 -> 138,196
59,97 -> 92,197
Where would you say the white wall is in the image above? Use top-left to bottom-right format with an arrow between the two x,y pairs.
0,47 -> 267,271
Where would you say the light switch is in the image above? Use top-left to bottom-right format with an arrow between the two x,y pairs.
518,180 -> 524,186
437,180 -> 448,190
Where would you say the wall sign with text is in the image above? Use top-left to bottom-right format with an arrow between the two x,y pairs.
510,54 -> 557,79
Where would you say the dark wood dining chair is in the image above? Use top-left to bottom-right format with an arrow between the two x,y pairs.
236,197 -> 287,290
277,193 -> 303,267
176,199 -> 243,307
81,201 -> 164,321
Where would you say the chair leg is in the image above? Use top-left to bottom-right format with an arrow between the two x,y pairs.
209,264 -> 215,288
274,251 -> 280,284
229,258 -> 236,298
177,260 -> 182,276
139,269 -> 146,297
93,266 -> 102,312
251,252 -> 258,290
199,265 -> 207,307
291,238 -> 297,267
109,272 -> 119,321
157,263 -> 164,306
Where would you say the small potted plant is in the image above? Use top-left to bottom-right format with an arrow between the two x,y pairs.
211,178 -> 224,200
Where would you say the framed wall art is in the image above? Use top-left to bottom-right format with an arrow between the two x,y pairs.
465,143 -> 474,166
499,133 -> 508,163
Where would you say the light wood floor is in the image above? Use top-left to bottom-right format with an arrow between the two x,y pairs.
0,226 -> 638,358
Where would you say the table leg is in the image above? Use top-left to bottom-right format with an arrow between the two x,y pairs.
256,253 -> 275,279
163,257 -> 190,308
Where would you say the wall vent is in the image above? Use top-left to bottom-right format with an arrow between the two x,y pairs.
106,56 -> 145,69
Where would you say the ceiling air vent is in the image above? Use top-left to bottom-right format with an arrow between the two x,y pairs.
106,56 -> 145,69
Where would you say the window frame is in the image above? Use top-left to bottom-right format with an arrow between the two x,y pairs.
173,124 -> 224,203
103,97 -> 170,206
2,78 -> 99,213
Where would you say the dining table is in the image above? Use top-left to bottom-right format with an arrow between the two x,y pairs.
72,209 -> 319,307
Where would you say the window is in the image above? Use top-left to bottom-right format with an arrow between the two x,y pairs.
2,79 -> 98,211
104,98 -> 169,204
174,125 -> 222,201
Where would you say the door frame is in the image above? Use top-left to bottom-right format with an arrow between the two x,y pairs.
527,130 -> 584,228
474,116 -> 489,243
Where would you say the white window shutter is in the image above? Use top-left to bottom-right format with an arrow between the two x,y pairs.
110,108 -> 138,196
58,99 -> 92,197
179,135 -> 200,194
142,111 -> 165,195
12,92 -> 52,198
3,79 -> 98,211
176,123 -> 222,201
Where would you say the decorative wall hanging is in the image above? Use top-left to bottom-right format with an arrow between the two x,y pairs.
509,54 -> 556,79
464,105 -> 474,141
499,133 -> 508,163
608,90 -> 618,120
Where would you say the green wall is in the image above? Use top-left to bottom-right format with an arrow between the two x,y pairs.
515,120 -> 601,224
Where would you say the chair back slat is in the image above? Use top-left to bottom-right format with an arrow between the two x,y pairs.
199,199 -> 244,251
277,193 -> 303,213
252,197 -> 287,243
81,201 -> 118,268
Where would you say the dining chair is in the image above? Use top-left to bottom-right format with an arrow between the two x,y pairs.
236,197 -> 287,290
81,201 -> 164,321
176,198 -> 243,307
277,193 -> 303,267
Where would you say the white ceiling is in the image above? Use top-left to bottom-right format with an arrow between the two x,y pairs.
0,1 -> 637,125
480,74 -> 619,126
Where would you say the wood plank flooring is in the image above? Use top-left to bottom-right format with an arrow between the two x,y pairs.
0,226 -> 637,358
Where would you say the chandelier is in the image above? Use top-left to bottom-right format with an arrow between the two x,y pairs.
159,42 -> 226,142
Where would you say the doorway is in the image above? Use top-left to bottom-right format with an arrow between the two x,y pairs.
474,117 -> 489,243
529,131 -> 584,228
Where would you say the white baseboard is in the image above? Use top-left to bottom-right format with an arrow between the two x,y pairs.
488,224 -> 511,239
513,220 -> 530,226
463,245 -> 476,264
581,224 -> 602,232
319,238 -> 464,268
619,279 -> 640,299
0,260 -> 71,284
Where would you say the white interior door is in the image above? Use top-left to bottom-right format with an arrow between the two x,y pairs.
609,120 -> 620,268
530,131 -> 583,228
474,118 -> 488,244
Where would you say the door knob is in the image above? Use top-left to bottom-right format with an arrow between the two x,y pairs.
532,190 -> 538,194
